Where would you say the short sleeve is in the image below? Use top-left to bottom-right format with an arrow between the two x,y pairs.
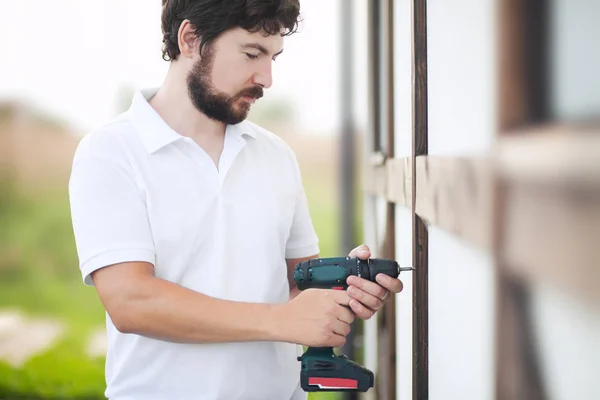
284,157 -> 320,259
69,155 -> 155,286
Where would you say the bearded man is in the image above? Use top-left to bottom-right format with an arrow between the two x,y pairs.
68,1 -> 403,399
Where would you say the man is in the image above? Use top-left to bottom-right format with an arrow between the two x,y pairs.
68,1 -> 403,399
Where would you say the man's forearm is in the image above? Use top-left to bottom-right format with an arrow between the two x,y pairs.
112,275 -> 283,344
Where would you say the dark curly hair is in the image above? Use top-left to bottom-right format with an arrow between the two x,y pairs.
161,0 -> 301,61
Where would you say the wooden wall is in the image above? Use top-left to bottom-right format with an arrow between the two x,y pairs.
360,1 -> 599,399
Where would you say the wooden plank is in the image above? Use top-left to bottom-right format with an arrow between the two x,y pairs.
498,0 -> 550,130
494,272 -> 549,400
363,149 -> 600,302
363,163 -> 387,198
386,157 -> 412,207
502,182 -> 600,303
495,0 -> 551,398
497,0 -> 529,130
495,134 -> 599,305
497,128 -> 600,300
368,0 -> 381,153
415,156 -> 493,250
411,0 -> 428,399
364,156 -> 412,207
365,155 -> 492,248
495,124 -> 600,186
364,121 -> 600,253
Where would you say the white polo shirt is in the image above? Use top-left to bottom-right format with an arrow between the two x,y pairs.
68,88 -> 319,400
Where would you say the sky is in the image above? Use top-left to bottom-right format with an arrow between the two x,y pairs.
0,0 -> 368,136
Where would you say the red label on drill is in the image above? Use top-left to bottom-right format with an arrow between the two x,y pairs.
308,377 -> 358,389
332,286 -> 344,290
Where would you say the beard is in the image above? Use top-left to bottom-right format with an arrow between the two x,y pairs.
186,46 -> 264,125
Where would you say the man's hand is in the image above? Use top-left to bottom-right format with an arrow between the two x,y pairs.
346,244 -> 404,320
275,288 -> 355,348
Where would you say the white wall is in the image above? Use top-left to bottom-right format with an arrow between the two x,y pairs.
428,228 -> 496,399
530,283 -> 600,400
426,0 -> 498,399
392,0 -> 414,399
550,0 -> 600,121
427,0 -> 497,156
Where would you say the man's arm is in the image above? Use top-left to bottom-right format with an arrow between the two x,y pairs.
286,253 -> 319,300
92,259 -> 354,349
92,261 -> 282,344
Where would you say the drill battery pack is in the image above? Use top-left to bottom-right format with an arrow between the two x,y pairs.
298,349 -> 374,392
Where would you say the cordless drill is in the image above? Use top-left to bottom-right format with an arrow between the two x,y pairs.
292,256 -> 413,392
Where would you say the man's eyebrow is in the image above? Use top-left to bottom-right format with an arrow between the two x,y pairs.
241,43 -> 284,57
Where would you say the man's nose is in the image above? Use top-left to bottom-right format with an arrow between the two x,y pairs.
252,62 -> 273,89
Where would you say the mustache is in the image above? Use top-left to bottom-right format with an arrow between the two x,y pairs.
236,86 -> 264,100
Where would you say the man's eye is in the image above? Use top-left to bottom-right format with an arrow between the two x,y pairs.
245,53 -> 259,60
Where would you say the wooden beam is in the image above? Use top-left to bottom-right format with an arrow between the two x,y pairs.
411,0 -> 428,399
498,0 -> 550,130
495,0 -> 552,398
494,272 -> 549,400
415,156 -> 493,250
495,124 -> 600,186
363,163 -> 387,199
496,127 -> 600,305
386,157 -> 412,207
364,156 -> 412,208
364,121 -> 600,244
362,134 -> 600,303
366,155 -> 493,249
501,182 -> 600,303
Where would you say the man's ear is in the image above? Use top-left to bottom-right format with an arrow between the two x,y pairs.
178,19 -> 199,59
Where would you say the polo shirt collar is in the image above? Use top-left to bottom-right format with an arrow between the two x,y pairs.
130,88 -> 256,154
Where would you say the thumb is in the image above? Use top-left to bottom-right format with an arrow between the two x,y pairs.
348,244 -> 371,259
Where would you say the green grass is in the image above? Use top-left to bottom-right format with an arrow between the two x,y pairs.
0,177 -> 351,400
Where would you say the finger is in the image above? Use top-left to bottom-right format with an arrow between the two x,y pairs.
336,306 -> 356,325
346,276 -> 387,300
327,290 -> 351,306
375,274 -> 404,294
347,286 -> 383,311
381,292 -> 389,302
349,299 -> 375,320
348,244 -> 371,259
332,320 -> 351,337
